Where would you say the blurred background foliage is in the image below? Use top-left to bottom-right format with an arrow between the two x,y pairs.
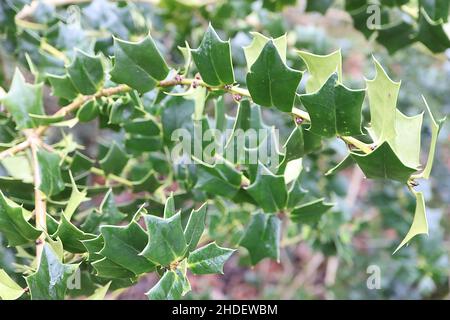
0,0 -> 449,299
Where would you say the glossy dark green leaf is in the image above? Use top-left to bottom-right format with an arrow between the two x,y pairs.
92,257 -> 136,279
82,235 -> 104,262
286,178 -> 308,209
37,149 -> 65,196
184,203 -> 207,252
191,24 -> 234,86
282,125 -> 304,164
240,213 -> 281,265
417,8 -> 450,53
53,215 -> 95,253
187,242 -> 235,275
246,40 -> 302,112
1,68 -> 45,129
26,244 -> 78,300
110,35 -> 169,93
420,0 -> 449,22
246,163 -> 287,213
351,142 -> 417,182
300,73 -> 365,137
67,50 -> 104,95
377,21 -> 416,54
0,191 -> 41,246
99,142 -> 129,176
100,222 -> 155,275
140,212 -> 188,266
290,198 -> 334,225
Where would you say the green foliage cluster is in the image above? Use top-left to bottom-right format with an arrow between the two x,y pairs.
0,0 -> 447,300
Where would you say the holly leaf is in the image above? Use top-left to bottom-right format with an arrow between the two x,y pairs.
390,110 -> 423,169
0,269 -> 24,300
53,215 -> 95,253
99,221 -> 155,275
76,99 -> 99,122
0,190 -> 42,246
286,177 -> 308,209
394,191 -> 428,253
110,35 -> 170,93
191,24 -> 235,86
351,141 -> 417,182
1,68 -> 45,129
366,58 -> 399,143
300,73 -> 365,137
97,189 -> 127,225
163,193 -> 177,219
37,149 -> 65,196
67,49 -> 104,95
47,73 -> 78,100
240,213 -> 281,265
420,96 -> 447,179
184,203 -> 207,252
187,242 -> 235,275
26,244 -> 78,300
246,40 -> 302,112
91,257 -> 136,279
99,142 -> 130,176
64,172 -> 88,220
194,159 -> 242,198
417,8 -> 450,53
297,49 -> 342,93
140,212 -> 188,266
246,163 -> 287,213
243,32 -> 287,69
146,269 -> 189,300
290,198 -> 334,225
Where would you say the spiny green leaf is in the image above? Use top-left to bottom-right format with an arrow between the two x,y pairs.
111,35 -> 169,93
91,257 -> 136,279
300,73 -> 365,137
390,110 -> 423,169
1,154 -> 33,183
246,163 -> 287,213
47,73 -> 78,100
246,40 -> 302,112
37,148 -> 65,196
297,49 -> 342,93
191,24 -> 235,86
64,172 -> 88,220
140,212 -> 188,266
187,242 -> 235,275
67,49 -> 104,95
394,191 -> 428,253
0,269 -> 25,300
240,213 -> 281,265
26,244 -> 78,300
366,58 -> 399,143
243,32 -> 287,69
194,159 -> 242,198
417,8 -> 450,53
100,221 -> 155,275
290,198 -> 334,225
351,141 -> 417,182
163,194 -> 177,219
184,203 -> 207,252
87,281 -> 111,300
0,190 -> 41,246
97,189 -> 127,224
53,215 -> 95,253
99,142 -> 129,176
146,269 -> 189,300
286,177 -> 308,209
1,68 -> 45,129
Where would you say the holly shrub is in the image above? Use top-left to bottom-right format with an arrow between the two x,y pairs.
0,0 -> 448,300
